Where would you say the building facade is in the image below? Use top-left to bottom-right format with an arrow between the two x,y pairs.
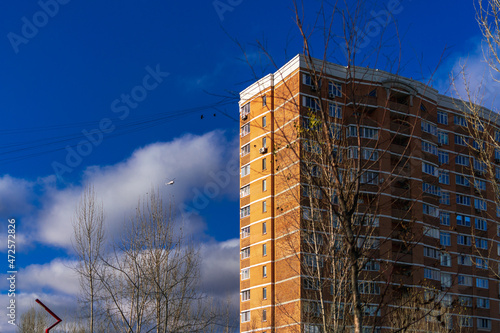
239,54 -> 500,332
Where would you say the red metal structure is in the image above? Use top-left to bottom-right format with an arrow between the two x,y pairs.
35,299 -> 62,333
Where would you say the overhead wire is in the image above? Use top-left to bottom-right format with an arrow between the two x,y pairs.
0,98 -> 238,165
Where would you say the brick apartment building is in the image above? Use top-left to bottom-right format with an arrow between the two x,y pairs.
238,54 -> 500,332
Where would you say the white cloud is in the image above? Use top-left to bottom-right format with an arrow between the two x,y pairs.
200,239 -> 240,297
436,40 -> 500,111
15,259 -> 79,295
0,175 -> 34,219
35,130 -> 237,248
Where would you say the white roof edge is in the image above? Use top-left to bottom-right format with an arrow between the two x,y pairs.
239,54 -> 496,120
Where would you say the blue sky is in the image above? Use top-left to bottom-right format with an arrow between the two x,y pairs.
0,0 -> 496,331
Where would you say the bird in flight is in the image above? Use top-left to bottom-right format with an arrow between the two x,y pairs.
165,178 -> 175,185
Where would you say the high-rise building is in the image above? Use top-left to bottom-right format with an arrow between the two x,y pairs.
239,54 -> 500,332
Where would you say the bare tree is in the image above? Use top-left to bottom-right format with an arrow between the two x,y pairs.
238,1 -> 451,332
72,184 -> 106,332
97,188 -> 221,333
17,304 -> 49,333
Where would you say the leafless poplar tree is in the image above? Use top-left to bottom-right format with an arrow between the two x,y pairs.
72,184 -> 105,332
98,188 -> 221,333
17,305 -> 49,333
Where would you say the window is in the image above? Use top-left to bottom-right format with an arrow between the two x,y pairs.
424,268 -> 440,280
262,201 -> 267,213
240,185 -> 250,197
363,260 -> 380,271
363,305 -> 380,317
458,275 -> 472,286
240,103 -> 250,118
262,95 -> 267,107
263,287 -> 267,299
454,114 -> 467,126
422,141 -> 438,155
476,238 -> 488,250
241,247 -> 250,259
438,170 -> 450,184
241,164 -> 250,177
459,316 -> 473,327
304,254 -> 324,268
262,222 -> 267,234
263,265 -> 267,278
458,254 -> 472,265
262,137 -> 267,148
474,179 -> 486,191
437,111 -> 448,124
262,309 -> 267,322
303,140 -> 322,154
458,296 -> 472,307
454,134 -> 468,146
438,130 -> 448,145
304,324 -> 321,333
440,232 -> 451,246
422,162 -> 438,176
421,120 -> 437,135
329,102 -> 342,118
474,158 -> 486,173
438,150 -> 449,164
241,144 -> 250,156
423,182 -> 440,196
441,273 -> 452,288
424,246 -> 439,259
456,214 -> 471,227
457,235 -> 471,246
262,158 -> 267,170
362,148 -> 378,161
303,73 -> 312,85
262,179 -> 267,191
241,289 -> 250,301
241,268 -> 250,280
441,294 -> 453,308
359,282 -> 380,294
304,278 -> 320,290
329,81 -> 342,97
240,206 -> 250,218
303,185 -> 322,198
303,96 -> 320,111
241,123 -> 250,136
440,212 -> 450,226
455,154 -> 470,166
423,204 -> 439,217
262,243 -> 267,256
241,226 -> 250,238
476,278 -> 489,289
474,198 -> 487,211
440,191 -> 450,205
423,226 -> 439,238
440,253 -> 452,267
456,194 -> 471,206
475,218 -> 487,231
477,318 -> 491,330
476,257 -> 488,269
241,311 -> 250,323
262,115 -> 267,127
360,171 -> 379,185
455,174 -> 470,186
347,125 -> 378,139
